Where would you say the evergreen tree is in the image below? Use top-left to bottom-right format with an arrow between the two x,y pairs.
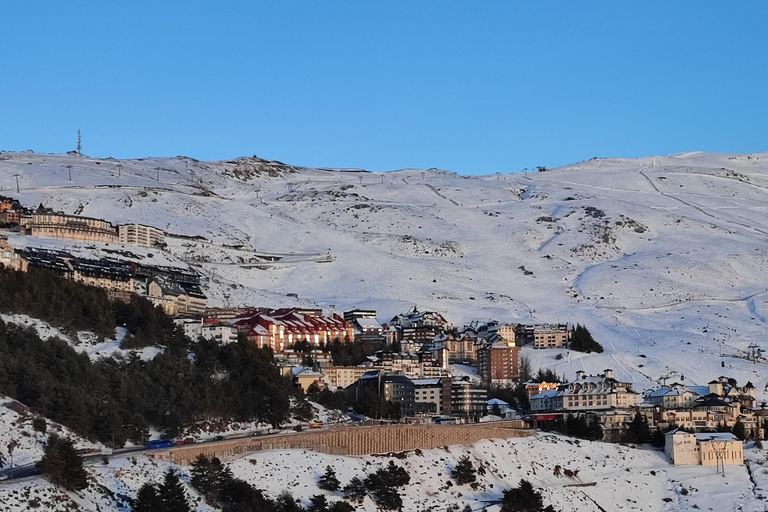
219,478 -> 276,512
451,455 -> 477,485
274,491 -> 305,512
133,484 -> 163,512
308,494 -> 329,512
586,415 -> 603,441
732,419 -> 746,441
343,476 -> 367,503
38,434 -> 88,491
191,454 -> 232,503
622,412 -> 651,444
362,462 -> 410,511
158,470 -> 191,512
500,479 -> 545,512
518,356 -> 533,382
318,465 -> 341,491
328,502 -> 355,512
569,324 -> 604,353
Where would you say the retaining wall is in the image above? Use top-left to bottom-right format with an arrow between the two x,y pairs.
155,422 -> 531,465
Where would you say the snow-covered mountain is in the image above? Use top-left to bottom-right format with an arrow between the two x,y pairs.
2,150 -> 768,399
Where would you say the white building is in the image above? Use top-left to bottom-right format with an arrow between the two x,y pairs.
201,324 -> 238,344
530,370 -> 638,412
174,317 -> 202,340
665,429 -> 743,467
118,223 -> 165,248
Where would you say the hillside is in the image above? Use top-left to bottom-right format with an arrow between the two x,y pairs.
1,431 -> 766,511
1,150 -> 768,399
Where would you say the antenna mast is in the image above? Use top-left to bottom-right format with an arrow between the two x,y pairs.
77,130 -> 82,155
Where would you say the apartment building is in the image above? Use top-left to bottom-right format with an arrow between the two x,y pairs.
118,223 -> 165,248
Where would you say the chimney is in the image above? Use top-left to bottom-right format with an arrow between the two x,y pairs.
576,370 -> 585,380
604,369 -> 613,379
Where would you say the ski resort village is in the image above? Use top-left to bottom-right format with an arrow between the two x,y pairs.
2,150 -> 768,511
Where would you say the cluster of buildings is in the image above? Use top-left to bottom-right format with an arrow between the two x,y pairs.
356,372 -> 488,419
14,247 -> 206,314
639,377 -> 763,439
0,196 -> 166,248
0,196 -> 206,314
528,371 -> 764,446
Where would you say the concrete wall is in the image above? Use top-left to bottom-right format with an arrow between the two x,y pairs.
154,423 -> 531,465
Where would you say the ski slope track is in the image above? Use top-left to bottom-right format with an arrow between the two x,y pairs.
2,150 -> 768,400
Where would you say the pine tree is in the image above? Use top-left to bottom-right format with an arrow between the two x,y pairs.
586,415 -> 603,441
318,465 -> 341,491
133,484 -> 163,512
501,479 -> 545,512
378,461 -> 410,487
274,491 -> 305,512
570,324 -> 604,353
158,470 -> 191,512
451,455 -> 477,485
343,476 -> 367,503
328,501 -> 355,512
308,494 -> 329,512
191,454 -> 233,503
622,412 -> 651,444
38,434 -> 88,491
732,419 -> 746,441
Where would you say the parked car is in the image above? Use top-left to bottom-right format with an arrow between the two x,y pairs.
214,435 -> 225,441
309,421 -> 323,429
293,425 -> 303,432
182,438 -> 196,445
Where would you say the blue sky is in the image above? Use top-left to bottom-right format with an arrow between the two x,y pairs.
2,2 -> 766,175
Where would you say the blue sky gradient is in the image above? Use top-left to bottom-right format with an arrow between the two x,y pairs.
2,2 -> 766,174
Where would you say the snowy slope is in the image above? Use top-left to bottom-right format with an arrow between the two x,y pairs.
2,151 -> 768,400
1,433 -> 765,512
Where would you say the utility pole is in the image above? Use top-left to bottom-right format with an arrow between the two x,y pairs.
13,174 -> 20,193
66,165 -> 72,181
77,129 -> 82,155
156,168 -> 160,181
117,163 -> 122,178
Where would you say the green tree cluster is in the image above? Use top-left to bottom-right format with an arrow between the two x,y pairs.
569,324 -> 604,353
327,337 -> 381,367
134,470 -> 191,512
542,414 -> 603,441
0,318 -> 293,445
501,479 -> 558,512
622,412 -> 652,444
0,267 -> 115,338
343,461 -> 411,510
451,455 -> 477,485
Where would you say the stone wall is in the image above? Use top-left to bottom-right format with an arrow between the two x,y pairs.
155,422 -> 531,465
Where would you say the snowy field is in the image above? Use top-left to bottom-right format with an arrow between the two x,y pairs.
1,433 -> 766,511
2,150 -> 767,401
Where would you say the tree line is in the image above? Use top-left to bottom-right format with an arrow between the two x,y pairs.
0,319 -> 295,445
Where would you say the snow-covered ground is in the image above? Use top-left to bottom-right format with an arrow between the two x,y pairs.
1,433 -> 766,511
3,150 -> 768,401
0,396 -> 101,469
